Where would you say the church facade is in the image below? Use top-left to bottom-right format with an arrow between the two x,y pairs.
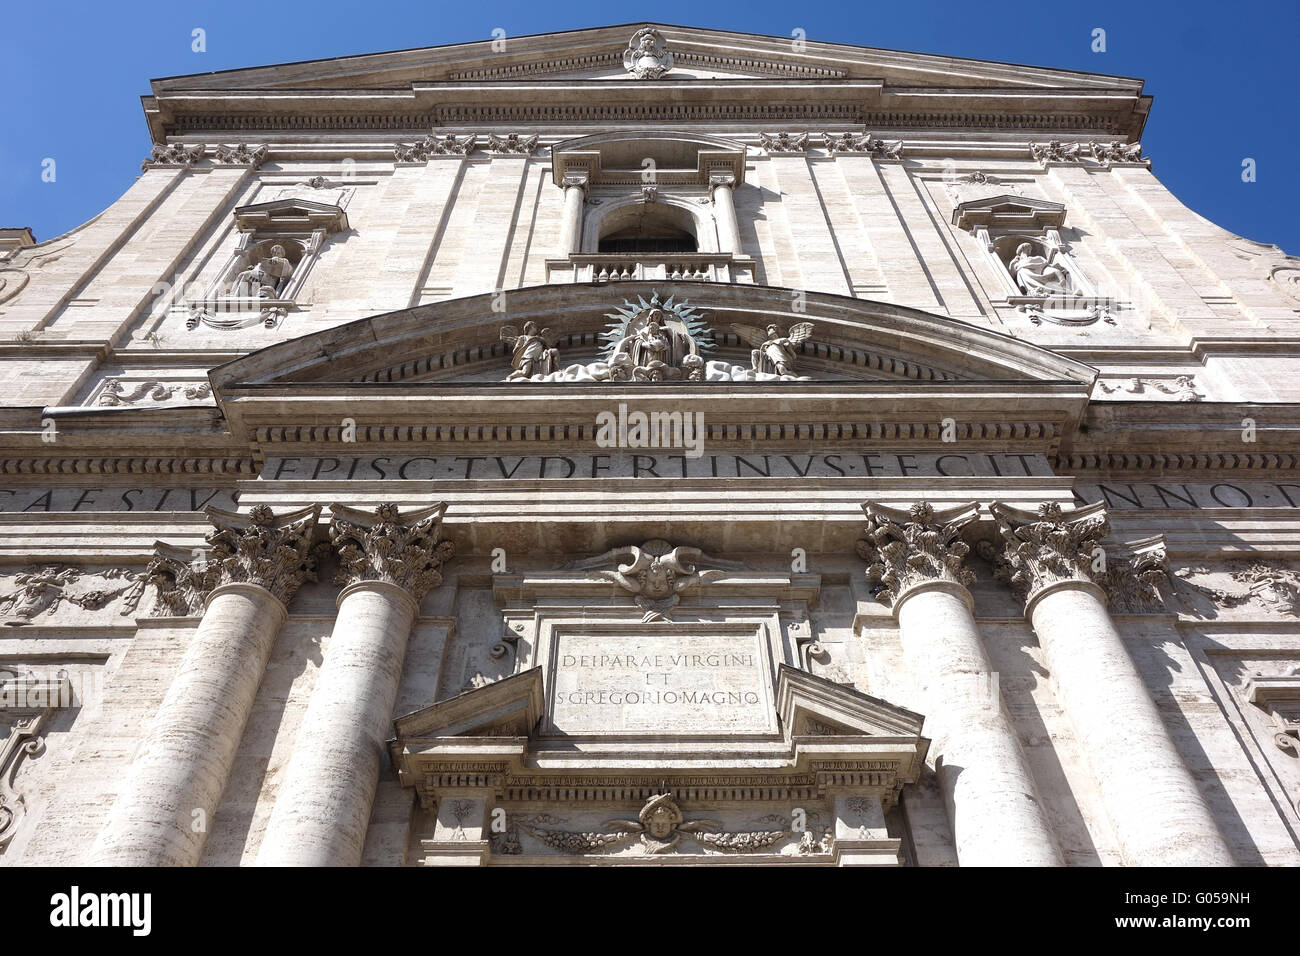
1,23 -> 1298,866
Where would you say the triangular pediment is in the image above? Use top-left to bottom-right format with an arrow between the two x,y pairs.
151,23 -> 1147,92
143,24 -> 1150,142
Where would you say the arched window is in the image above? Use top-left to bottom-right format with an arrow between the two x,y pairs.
594,202 -> 699,254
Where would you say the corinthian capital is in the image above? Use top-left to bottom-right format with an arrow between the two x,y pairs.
202,505 -> 321,605
986,501 -> 1110,606
856,502 -> 978,607
329,502 -> 454,600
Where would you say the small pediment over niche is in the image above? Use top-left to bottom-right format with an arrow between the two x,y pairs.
233,198 -> 349,235
951,195 -> 1067,231
393,667 -> 544,740
778,665 -> 926,742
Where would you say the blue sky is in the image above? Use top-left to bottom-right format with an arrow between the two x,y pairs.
2,0 -> 1297,251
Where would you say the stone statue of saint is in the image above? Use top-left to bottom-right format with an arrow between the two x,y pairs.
230,244 -> 294,298
1008,241 -> 1076,296
730,322 -> 815,376
500,321 -> 559,379
610,306 -> 699,380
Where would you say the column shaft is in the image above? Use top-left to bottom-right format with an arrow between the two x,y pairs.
256,582 -> 417,866
711,180 -> 742,255
1029,583 -> 1234,865
558,182 -> 585,254
91,583 -> 285,866
897,583 -> 1062,866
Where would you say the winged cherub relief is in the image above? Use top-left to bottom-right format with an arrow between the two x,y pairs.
730,321 -> 815,377
500,321 -> 559,380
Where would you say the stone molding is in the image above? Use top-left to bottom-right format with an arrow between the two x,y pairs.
986,501 -> 1110,608
329,501 -> 453,601
856,501 -> 978,609
0,675 -> 73,853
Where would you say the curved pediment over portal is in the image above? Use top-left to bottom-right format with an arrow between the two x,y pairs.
211,281 -> 1097,391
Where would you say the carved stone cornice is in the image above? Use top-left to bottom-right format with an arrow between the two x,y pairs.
189,504 -> 321,607
329,501 -> 454,601
140,143 -> 205,172
986,501 -> 1111,607
856,502 -> 977,608
213,143 -> 269,167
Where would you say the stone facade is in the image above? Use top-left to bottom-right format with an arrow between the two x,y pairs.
1,24 -> 1298,866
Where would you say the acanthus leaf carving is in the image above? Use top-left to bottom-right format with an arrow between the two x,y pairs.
985,501 -> 1110,606
1098,542 -> 1169,614
487,133 -> 540,157
188,504 -> 321,608
760,131 -> 809,153
1089,141 -> 1149,166
856,502 -> 977,606
329,501 -> 454,601
1028,141 -> 1083,165
394,133 -> 477,162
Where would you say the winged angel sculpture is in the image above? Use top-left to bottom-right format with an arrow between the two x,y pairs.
500,321 -> 559,380
729,322 -> 815,376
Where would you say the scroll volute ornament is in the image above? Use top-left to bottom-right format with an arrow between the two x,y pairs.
857,502 -> 978,606
204,504 -> 321,605
329,502 -> 454,600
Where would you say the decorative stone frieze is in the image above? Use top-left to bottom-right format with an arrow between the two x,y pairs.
760,131 -> 809,153
95,379 -> 213,406
1096,375 -> 1204,401
0,565 -> 144,626
140,143 -> 205,171
487,133 -> 540,156
856,502 -> 976,606
1028,140 -> 1084,165
1090,141 -> 1149,166
820,131 -> 904,159
213,143 -> 269,167
329,502 -> 454,601
1176,561 -> 1300,617
393,133 -> 477,162
986,501 -> 1110,606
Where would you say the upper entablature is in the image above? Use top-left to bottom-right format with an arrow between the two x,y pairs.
142,23 -> 1151,142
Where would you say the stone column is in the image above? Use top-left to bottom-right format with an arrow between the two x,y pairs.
90,505 -> 319,866
557,172 -> 588,255
709,172 -> 742,255
989,501 -> 1234,866
256,502 -> 453,867
859,502 -> 1062,866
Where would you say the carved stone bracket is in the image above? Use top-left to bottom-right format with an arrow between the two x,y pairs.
329,501 -> 454,601
0,675 -> 73,853
140,143 -> 205,172
213,144 -> 269,168
1245,671 -> 1300,813
856,502 -> 977,607
985,501 -> 1111,607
